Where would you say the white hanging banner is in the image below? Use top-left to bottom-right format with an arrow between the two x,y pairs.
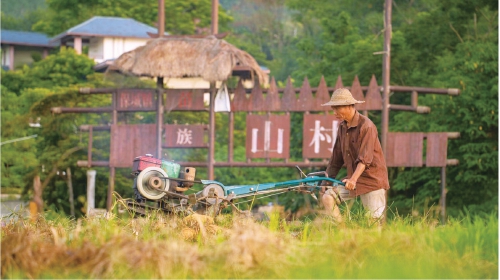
214,83 -> 231,112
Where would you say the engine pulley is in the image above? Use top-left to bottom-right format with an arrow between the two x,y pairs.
201,184 -> 225,205
136,167 -> 170,200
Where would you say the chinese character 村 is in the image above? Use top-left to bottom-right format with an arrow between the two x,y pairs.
308,120 -> 339,154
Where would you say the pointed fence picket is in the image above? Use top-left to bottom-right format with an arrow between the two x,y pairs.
230,75 -> 384,112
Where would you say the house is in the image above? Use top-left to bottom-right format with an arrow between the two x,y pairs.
1,30 -> 58,70
49,16 -> 164,66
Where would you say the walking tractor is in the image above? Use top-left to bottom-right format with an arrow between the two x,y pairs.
128,154 -> 345,216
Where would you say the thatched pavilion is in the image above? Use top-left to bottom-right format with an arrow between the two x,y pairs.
109,35 -> 266,83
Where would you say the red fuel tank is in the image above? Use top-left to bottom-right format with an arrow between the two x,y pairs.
132,154 -> 161,173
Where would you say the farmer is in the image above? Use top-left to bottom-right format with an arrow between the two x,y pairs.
320,88 -> 390,224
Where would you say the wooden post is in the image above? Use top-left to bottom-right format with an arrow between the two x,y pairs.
158,0 -> 165,37
74,36 -> 82,54
157,77 -> 164,158
228,111 -> 234,162
86,170 -> 96,215
106,90 -> 118,211
411,91 -> 418,107
211,0 -> 219,35
88,126 -> 93,167
380,0 -> 392,222
112,91 -> 118,124
440,167 -> 447,224
209,0 -> 218,179
8,45 -> 15,70
31,175 -> 43,220
107,167 -> 115,211
208,82 -> 216,180
66,167 -> 75,216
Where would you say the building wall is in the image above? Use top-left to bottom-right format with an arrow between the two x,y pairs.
88,37 -> 149,63
1,45 -> 10,67
88,38 -> 104,61
1,45 -> 47,69
165,78 -> 258,89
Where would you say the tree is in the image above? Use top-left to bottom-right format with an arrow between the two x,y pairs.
2,48 -> 112,215
32,0 -> 232,36
0,0 -> 46,31
376,2 -> 498,215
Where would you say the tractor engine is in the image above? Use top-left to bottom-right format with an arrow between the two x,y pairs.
132,154 -> 196,201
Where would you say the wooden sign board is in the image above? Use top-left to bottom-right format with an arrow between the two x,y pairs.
110,124 -> 156,168
116,89 -> 156,111
386,132 -> 423,167
165,89 -> 205,111
302,114 -> 341,158
163,124 -> 207,148
426,133 -> 448,167
246,114 -> 290,159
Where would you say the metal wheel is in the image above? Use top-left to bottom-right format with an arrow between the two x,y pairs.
201,184 -> 225,205
136,167 -> 169,200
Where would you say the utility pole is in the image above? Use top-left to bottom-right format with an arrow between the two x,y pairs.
158,0 -> 165,38
381,0 -> 392,154
211,0 -> 219,35
208,0 -> 219,180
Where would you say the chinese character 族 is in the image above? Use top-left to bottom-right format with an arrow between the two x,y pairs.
176,128 -> 193,145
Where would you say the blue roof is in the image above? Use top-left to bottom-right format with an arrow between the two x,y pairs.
51,16 -> 165,43
1,30 -> 57,47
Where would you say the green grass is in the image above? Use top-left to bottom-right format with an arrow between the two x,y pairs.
1,207 -> 497,279
0,187 -> 22,195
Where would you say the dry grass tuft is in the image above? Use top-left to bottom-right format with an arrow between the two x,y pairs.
180,213 -> 221,241
1,216 -> 204,278
221,218 -> 287,271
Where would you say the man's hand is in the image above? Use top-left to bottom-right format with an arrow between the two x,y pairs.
343,163 -> 365,191
342,178 -> 357,190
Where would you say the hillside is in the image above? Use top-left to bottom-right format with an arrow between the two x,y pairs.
1,0 -> 46,17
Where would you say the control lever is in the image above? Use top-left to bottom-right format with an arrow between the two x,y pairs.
295,166 -> 307,178
307,171 -> 329,187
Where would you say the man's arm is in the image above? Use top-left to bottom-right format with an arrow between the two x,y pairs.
342,163 -> 366,190
324,127 -> 344,184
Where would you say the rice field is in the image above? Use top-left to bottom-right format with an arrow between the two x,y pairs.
1,204 -> 497,279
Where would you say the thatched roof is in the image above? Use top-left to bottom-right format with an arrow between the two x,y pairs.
108,35 -> 267,84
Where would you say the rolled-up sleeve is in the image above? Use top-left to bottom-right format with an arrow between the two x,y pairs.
355,124 -> 376,168
326,127 -> 344,179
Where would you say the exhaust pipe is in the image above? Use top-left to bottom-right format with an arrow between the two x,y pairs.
175,167 -> 196,192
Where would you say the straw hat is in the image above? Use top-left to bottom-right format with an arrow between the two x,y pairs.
321,88 -> 365,106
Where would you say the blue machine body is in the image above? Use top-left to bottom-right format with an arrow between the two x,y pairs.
201,177 -> 344,197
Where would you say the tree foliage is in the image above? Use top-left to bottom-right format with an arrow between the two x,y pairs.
389,5 -> 498,214
0,0 -> 46,31
32,0 -> 232,36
